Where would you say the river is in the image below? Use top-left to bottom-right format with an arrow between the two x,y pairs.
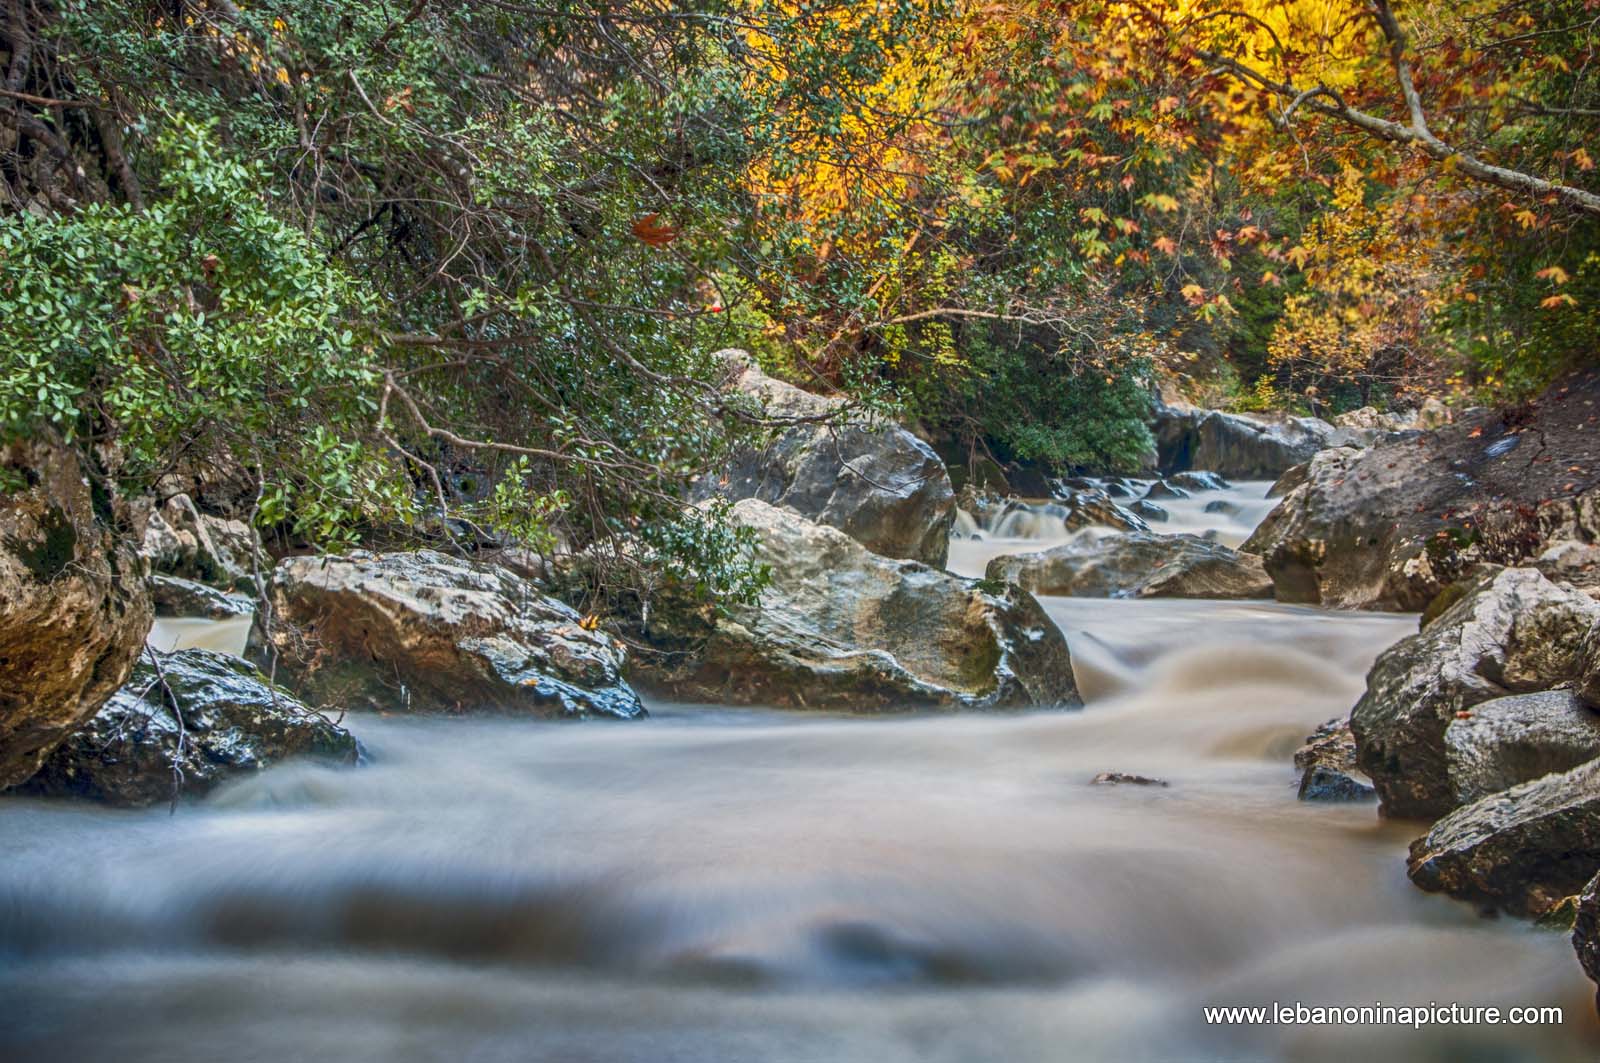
1,481 -> 1595,1061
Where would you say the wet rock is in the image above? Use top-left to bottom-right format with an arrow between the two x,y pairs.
1351,568 -> 1600,819
137,492 -> 264,589
697,350 -> 955,567
1294,718 -> 1375,802
22,648 -> 358,807
1131,500 -> 1169,523
1169,471 -> 1230,492
267,550 -> 645,719
1143,481 -> 1190,501
1090,771 -> 1169,787
150,573 -> 254,620
1576,873 -> 1600,1015
0,437 -> 152,790
1299,765 -> 1375,802
986,531 -> 1273,600
1061,492 -> 1148,533
1445,691 -> 1600,806
1406,757 -> 1600,917
1203,499 -> 1242,517
1242,379 -> 1600,610
631,500 -> 1079,712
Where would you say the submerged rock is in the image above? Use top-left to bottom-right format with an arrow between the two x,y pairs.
267,550 -> 645,719
1090,772 -> 1169,787
985,531 -> 1273,600
1294,719 -> 1374,802
697,350 -> 954,567
1444,690 -> 1600,806
1577,873 -> 1600,1015
0,437 -> 152,790
1351,568 -> 1600,819
1406,757 -> 1600,917
23,648 -> 357,807
631,500 -> 1079,711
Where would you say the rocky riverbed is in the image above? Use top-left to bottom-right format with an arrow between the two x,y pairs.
2,363 -> 1599,1059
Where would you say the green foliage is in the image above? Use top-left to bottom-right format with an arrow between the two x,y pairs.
0,118 -> 406,539
900,321 -> 1155,474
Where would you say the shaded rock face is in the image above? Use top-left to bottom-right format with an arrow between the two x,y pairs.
631,500 -> 1079,712
1350,568 -> 1600,820
985,531 -> 1273,600
1444,690 -> 1600,807
1243,375 -> 1600,611
268,550 -> 645,719
1153,405 -> 1375,479
0,438 -> 152,790
23,649 -> 357,807
1577,873 -> 1600,1015
699,351 -> 955,567
1294,719 -> 1374,802
1406,757 -> 1600,917
138,492 -> 263,590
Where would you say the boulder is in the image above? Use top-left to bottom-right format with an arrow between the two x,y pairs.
1533,540 -> 1600,599
986,531 -> 1273,600
1351,568 -> 1600,819
1294,718 -> 1375,802
1406,757 -> 1600,917
1444,691 -> 1600,806
1576,873 -> 1600,1015
1143,481 -> 1190,501
138,492 -> 263,589
1242,374 -> 1600,610
22,648 -> 358,807
267,550 -> 645,719
1153,404 -> 1371,479
1131,500 -> 1169,523
0,437 -> 152,790
150,573 -> 254,620
1169,471 -> 1230,492
630,500 -> 1079,711
698,351 -> 954,567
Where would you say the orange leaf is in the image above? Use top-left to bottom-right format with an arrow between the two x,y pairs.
631,213 -> 679,248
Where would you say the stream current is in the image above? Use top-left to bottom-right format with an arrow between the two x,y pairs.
2,481 -> 1595,1062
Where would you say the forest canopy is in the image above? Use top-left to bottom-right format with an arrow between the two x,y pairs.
2,0 -> 1597,583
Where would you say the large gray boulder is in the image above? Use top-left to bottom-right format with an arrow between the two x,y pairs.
1406,757 -> 1600,917
986,531 -> 1273,600
0,437 -> 152,790
267,550 -> 645,719
1153,404 -> 1373,479
1351,568 -> 1600,819
1242,394 -> 1600,611
631,500 -> 1079,711
22,648 -> 358,807
699,351 -> 955,567
1444,690 -> 1600,806
1577,873 -> 1600,1016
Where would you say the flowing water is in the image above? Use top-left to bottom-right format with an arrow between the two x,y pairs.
2,485 -> 1596,1062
